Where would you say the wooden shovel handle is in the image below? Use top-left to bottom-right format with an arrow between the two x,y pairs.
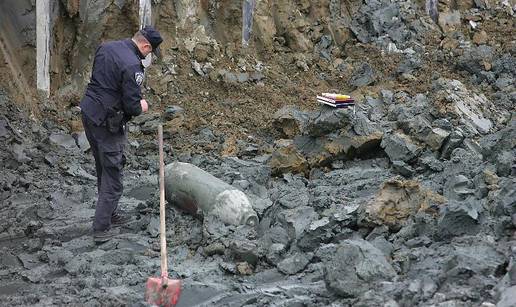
158,124 -> 168,277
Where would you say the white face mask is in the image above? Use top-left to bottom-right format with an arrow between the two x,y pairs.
142,53 -> 152,68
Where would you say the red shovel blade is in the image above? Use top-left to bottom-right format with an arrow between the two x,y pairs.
145,276 -> 181,307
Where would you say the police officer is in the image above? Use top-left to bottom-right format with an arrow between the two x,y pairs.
80,26 -> 163,243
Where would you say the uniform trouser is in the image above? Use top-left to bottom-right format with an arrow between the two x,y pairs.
81,113 -> 126,232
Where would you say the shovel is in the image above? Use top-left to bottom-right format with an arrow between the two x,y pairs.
145,124 -> 181,306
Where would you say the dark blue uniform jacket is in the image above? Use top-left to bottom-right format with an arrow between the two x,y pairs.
80,39 -> 145,126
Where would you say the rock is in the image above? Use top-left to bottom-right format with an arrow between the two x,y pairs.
0,119 -> 8,137
277,253 -> 312,275
369,236 -> 394,257
236,73 -> 249,83
193,44 -> 210,62
20,264 -> 53,283
350,2 -> 406,44
437,200 -> 481,238
457,45 -> 494,80
496,151 -> 513,177
392,160 -> 415,177
163,105 -> 184,121
295,131 -> 383,168
73,131 -> 90,152
494,76 -> 514,91
44,154 -> 58,167
297,217 -> 337,252
425,128 -> 450,151
286,29 -> 313,51
433,78 -> 495,134
272,105 -> 310,138
0,250 -> 21,268
147,216 -> 160,237
493,178 -> 516,217
236,261 -> 253,275
230,240 -> 259,266
65,164 -> 96,181
315,35 -> 332,60
361,178 -> 445,230
323,240 -> 397,298
219,261 -> 237,274
270,178 -> 309,209
350,62 -> 375,87
49,133 -> 77,150
354,111 -> 381,135
277,206 -> 319,241
141,118 -> 161,134
444,175 -> 475,200
262,225 -> 291,246
472,30 -> 488,45
441,130 -> 465,159
398,115 -> 432,140
221,71 -> 238,84
381,132 -> 421,163
269,145 -> 308,176
265,243 -> 286,265
18,253 -> 41,269
204,242 -> 225,256
438,10 -> 461,33
444,240 -> 505,287
192,60 -> 205,76
497,286 -> 516,307
306,108 -> 353,137
132,112 -> 160,126
381,90 -> 394,104
249,71 -> 265,82
11,144 -> 31,163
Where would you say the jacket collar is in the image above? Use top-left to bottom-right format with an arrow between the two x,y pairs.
127,39 -> 145,59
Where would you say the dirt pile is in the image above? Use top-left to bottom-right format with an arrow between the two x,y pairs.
0,0 -> 515,306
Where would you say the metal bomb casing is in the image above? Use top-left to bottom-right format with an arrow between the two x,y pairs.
164,162 -> 259,226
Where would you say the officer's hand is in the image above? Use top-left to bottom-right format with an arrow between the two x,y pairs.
140,99 -> 149,113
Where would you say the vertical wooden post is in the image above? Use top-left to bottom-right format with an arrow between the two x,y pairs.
36,0 -> 51,97
139,0 -> 152,28
139,0 -> 152,67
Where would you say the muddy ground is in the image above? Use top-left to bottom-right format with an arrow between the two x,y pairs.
1,0 -> 516,306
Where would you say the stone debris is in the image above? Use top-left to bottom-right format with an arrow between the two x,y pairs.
0,0 -> 515,306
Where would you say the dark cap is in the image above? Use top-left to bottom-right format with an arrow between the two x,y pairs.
140,26 -> 163,58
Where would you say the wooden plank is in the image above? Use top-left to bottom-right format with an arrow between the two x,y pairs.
36,0 -> 50,97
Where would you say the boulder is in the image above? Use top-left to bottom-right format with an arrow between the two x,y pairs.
361,178 -> 445,230
277,206 -> 319,241
270,178 -> 309,209
438,10 -> 461,33
269,145 -> 308,176
381,132 -> 421,163
74,131 -> 90,152
441,129 -> 465,159
425,128 -> 450,151
272,105 -> 310,138
297,217 -> 337,252
433,79 -> 496,134
350,62 -> 375,87
277,253 -> 312,275
444,175 -> 475,201
305,107 -> 353,137
437,200 -> 482,238
296,131 -> 383,168
265,243 -> 286,265
49,133 -> 77,150
323,240 -> 397,298
230,239 -> 260,266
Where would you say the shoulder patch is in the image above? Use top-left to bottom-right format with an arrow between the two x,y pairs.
135,72 -> 144,86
